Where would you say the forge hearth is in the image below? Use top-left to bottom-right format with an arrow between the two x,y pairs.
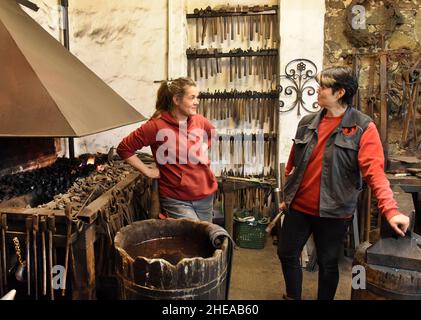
0,156 -> 98,209
0,153 -> 133,210
0,138 -> 59,178
0,153 -> 154,300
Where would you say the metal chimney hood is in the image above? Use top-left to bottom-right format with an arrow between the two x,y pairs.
0,0 -> 146,137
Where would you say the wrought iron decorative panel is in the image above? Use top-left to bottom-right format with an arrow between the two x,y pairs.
272,59 -> 320,116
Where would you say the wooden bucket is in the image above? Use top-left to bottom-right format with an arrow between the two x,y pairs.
114,218 -> 229,300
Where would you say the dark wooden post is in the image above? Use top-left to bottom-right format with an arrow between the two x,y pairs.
379,51 -> 388,162
223,191 -> 235,237
71,224 -> 96,300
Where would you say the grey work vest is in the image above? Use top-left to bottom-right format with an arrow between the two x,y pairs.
284,107 -> 373,218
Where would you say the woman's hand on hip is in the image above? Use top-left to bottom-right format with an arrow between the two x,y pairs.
279,201 -> 287,211
144,165 -> 160,179
388,213 -> 410,237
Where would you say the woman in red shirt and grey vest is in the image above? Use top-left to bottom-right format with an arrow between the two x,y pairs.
117,77 -> 217,222
277,67 -> 410,300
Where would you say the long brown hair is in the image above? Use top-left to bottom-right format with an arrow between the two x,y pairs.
151,77 -> 197,119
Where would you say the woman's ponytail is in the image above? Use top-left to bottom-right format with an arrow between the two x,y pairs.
151,77 -> 196,119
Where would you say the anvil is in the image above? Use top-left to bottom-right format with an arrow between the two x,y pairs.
366,230 -> 421,272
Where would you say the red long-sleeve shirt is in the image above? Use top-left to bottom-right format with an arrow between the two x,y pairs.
286,117 -> 399,221
117,112 -> 218,201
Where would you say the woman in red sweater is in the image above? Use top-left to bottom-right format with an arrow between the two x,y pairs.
117,77 -> 217,222
277,67 -> 410,300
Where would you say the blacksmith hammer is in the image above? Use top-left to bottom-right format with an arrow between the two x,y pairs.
194,8 -> 199,43
201,16 -> 207,45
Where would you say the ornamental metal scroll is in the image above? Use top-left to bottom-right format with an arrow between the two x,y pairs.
271,59 -> 320,116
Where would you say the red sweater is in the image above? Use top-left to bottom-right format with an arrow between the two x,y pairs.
117,112 -> 218,201
286,117 -> 399,221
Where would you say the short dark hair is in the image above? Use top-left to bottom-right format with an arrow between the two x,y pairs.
316,67 -> 358,106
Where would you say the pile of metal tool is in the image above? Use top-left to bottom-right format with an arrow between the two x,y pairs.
187,48 -> 278,81
187,5 -> 278,46
39,160 -> 133,212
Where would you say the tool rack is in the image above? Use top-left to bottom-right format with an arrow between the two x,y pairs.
186,4 -> 280,178
186,4 -> 280,235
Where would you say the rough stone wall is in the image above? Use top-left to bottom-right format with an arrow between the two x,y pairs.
324,0 -> 421,65
323,0 -> 421,155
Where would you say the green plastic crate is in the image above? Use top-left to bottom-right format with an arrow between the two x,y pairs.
234,217 -> 269,249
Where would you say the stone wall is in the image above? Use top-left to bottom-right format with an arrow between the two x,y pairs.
324,0 -> 421,64
323,0 -> 421,155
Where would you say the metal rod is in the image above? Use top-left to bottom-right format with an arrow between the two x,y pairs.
60,0 -> 74,159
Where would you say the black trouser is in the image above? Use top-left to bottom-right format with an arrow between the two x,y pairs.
277,208 -> 350,300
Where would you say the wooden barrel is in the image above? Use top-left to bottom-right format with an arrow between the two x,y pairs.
114,218 -> 229,300
351,242 -> 421,300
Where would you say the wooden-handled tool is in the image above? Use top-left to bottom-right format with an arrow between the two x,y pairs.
0,214 -> 7,296
266,163 -> 286,234
194,8 -> 200,43
150,179 -> 160,219
40,217 -> 47,296
25,217 -> 32,296
47,215 -> 55,300
62,205 -> 72,297
32,215 -> 39,300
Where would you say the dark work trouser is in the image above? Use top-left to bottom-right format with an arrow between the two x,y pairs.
277,208 -> 350,300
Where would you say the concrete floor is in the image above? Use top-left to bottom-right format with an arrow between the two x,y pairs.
229,236 -> 353,300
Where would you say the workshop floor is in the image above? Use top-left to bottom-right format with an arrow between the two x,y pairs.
229,236 -> 353,300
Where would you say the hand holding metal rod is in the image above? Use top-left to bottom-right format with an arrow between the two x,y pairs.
266,163 -> 286,234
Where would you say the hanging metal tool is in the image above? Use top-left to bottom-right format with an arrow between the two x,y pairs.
25,217 -> 31,296
47,215 -> 55,300
193,8 -> 200,44
40,216 -> 47,296
11,237 -> 26,283
32,215 -> 39,300
62,205 -> 73,297
0,214 -> 7,296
